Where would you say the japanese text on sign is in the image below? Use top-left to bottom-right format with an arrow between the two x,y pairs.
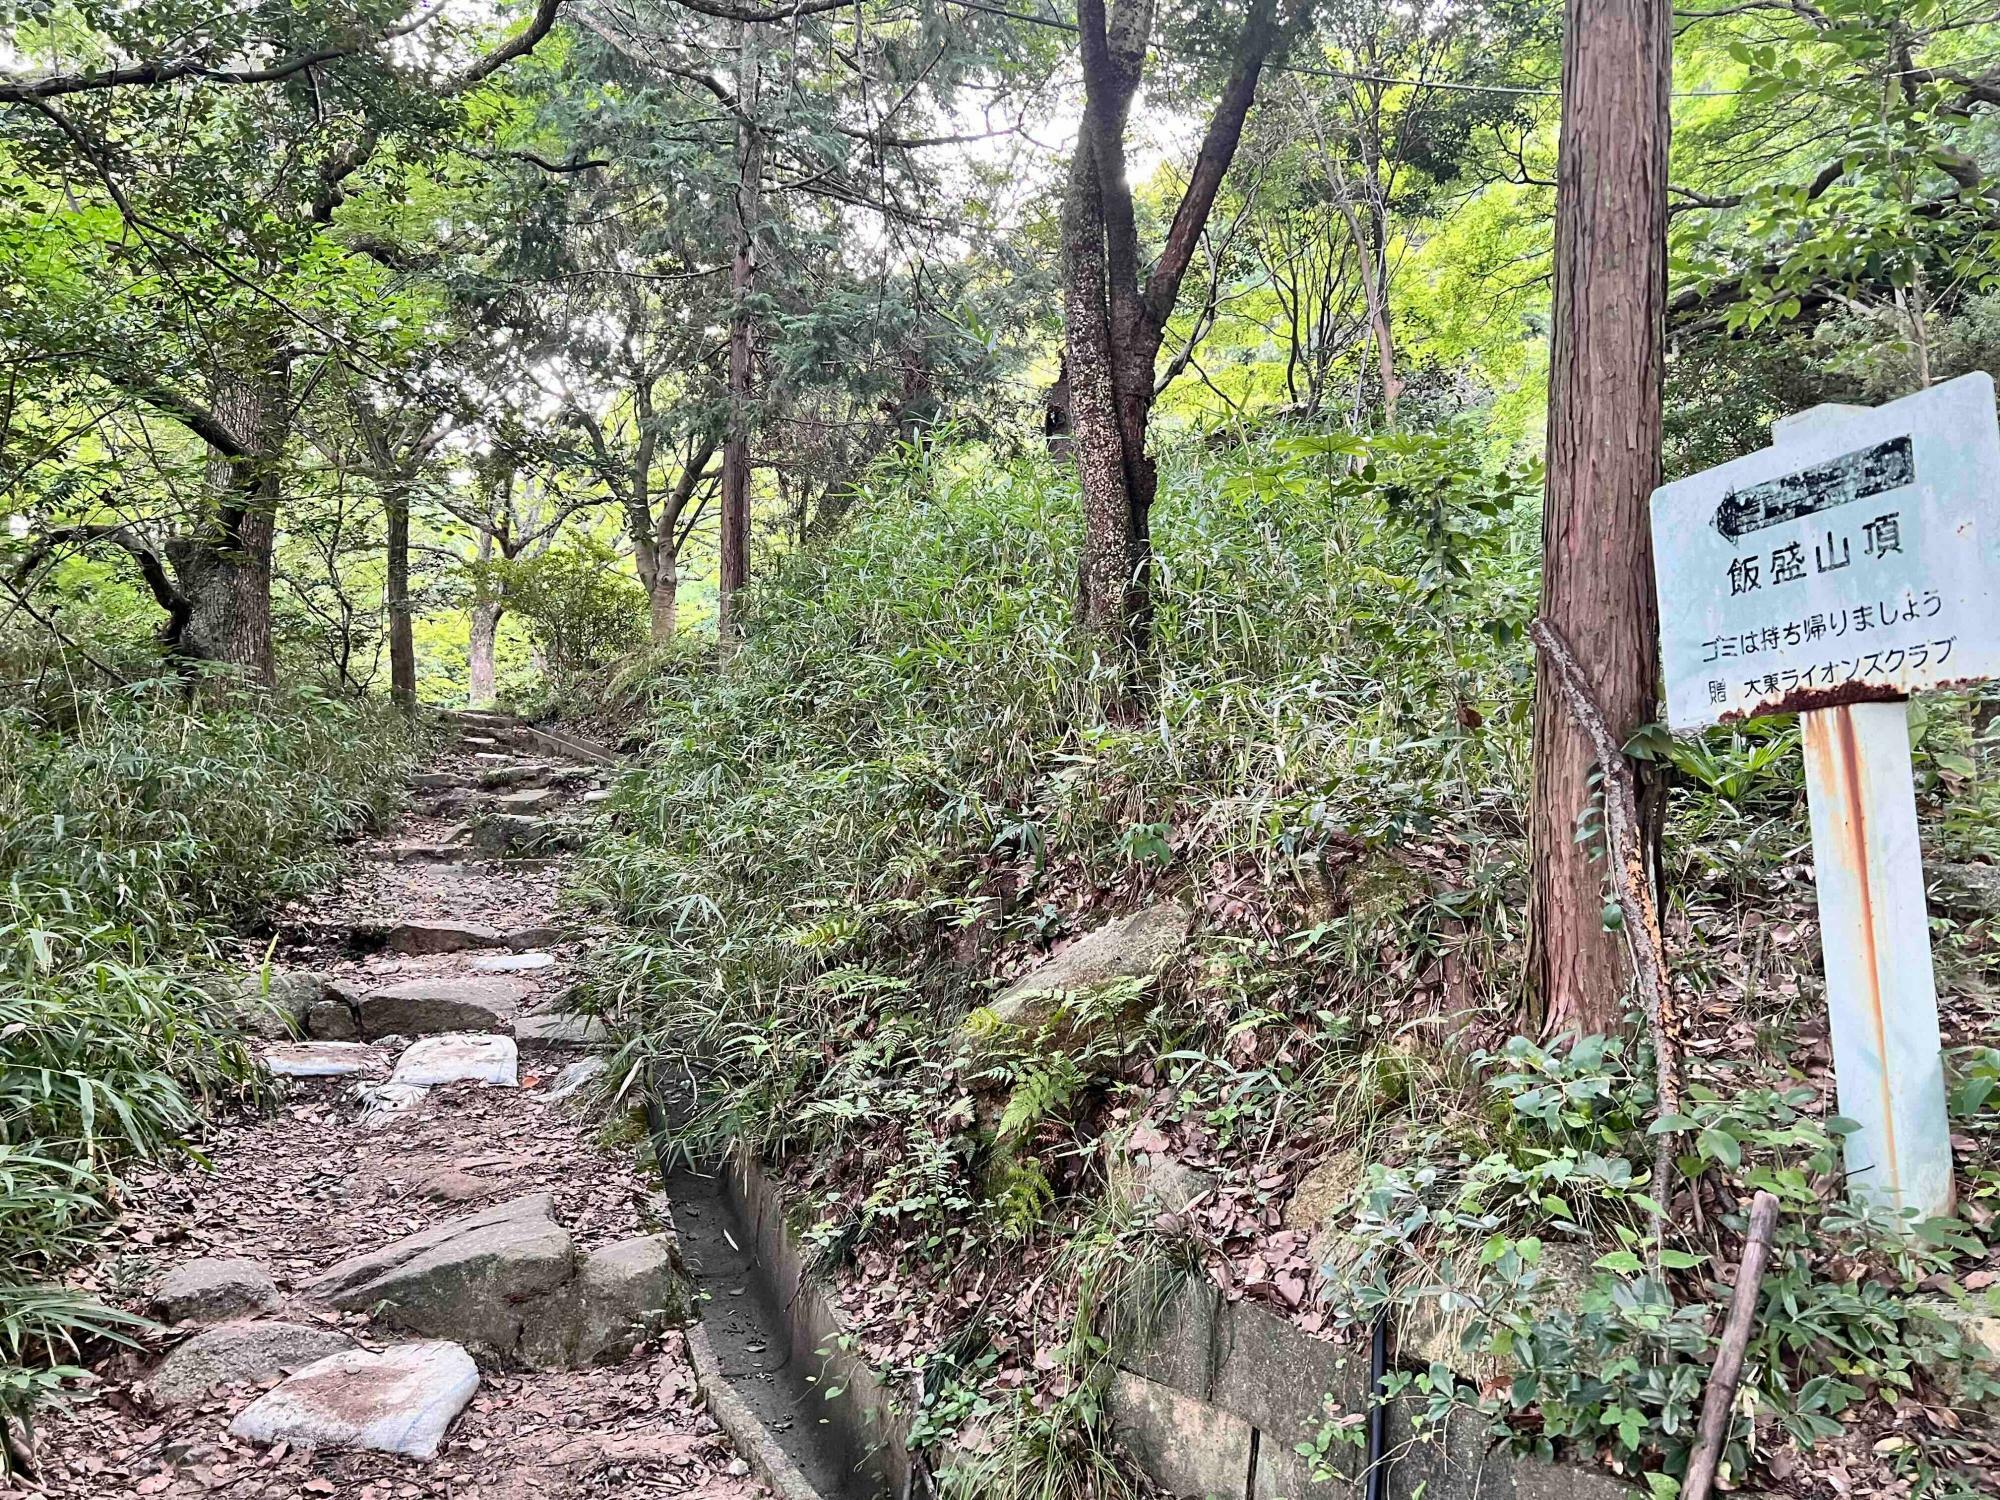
1651,373 -> 2000,731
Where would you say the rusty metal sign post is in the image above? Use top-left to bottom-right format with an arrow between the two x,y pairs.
1651,372 -> 2000,1222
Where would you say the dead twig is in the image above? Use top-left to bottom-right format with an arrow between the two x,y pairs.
1529,616 -> 1685,1253
1683,1189 -> 1782,1500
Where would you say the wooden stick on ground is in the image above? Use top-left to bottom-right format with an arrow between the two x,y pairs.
1529,617 -> 1685,1249
1682,1189 -> 1782,1500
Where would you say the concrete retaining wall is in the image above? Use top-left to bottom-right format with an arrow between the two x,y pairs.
719,1150 -> 1633,1500
1107,1269 -> 1635,1500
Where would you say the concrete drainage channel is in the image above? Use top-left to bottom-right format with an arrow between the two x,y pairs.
644,1086 -> 1639,1500
646,1092 -> 898,1500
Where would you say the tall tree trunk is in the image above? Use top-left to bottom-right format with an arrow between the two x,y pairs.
1526,0 -> 1671,1036
1063,0 -> 1286,693
385,480 -> 415,711
1063,134 -> 1143,650
169,364 -> 288,685
717,19 -> 762,653
468,600 -> 501,708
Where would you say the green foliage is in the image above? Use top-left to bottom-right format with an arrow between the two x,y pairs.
1312,1032 -> 2000,1488
0,676 -> 420,1449
581,425 -> 1539,1155
484,539 -> 646,713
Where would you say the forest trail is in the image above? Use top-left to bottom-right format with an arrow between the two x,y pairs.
27,718 -> 764,1500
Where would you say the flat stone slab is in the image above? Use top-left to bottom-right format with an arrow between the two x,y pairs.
264,1041 -> 385,1078
312,1195 -> 573,1358
382,920 -> 505,955
469,951 -> 555,973
504,925 -> 562,951
152,1321 -> 355,1406
152,1257 -> 279,1326
228,1340 -> 478,1459
357,976 -> 531,1039
392,1033 -> 519,1088
493,787 -> 559,811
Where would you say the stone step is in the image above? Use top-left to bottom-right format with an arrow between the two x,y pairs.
357,976 -> 531,1039
150,1321 -> 356,1407
358,919 -> 507,955
228,1340 -> 479,1460
391,1033 -> 519,1088
469,950 -> 556,974
264,1041 -> 386,1078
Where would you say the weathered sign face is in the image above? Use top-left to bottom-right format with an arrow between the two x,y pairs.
1652,371 -> 2000,731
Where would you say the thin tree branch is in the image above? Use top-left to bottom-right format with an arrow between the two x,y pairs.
1530,616 -> 1685,1256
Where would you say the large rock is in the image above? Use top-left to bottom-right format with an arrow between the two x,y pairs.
228,1340 -> 478,1460
354,1080 -> 430,1127
391,1033 -> 519,1088
520,1235 -> 687,1368
152,1257 -> 279,1325
382,920 -> 505,955
313,1194 -> 576,1358
356,976 -> 530,1039
231,971 -> 323,1040
975,902 -> 1192,1035
303,996 -> 361,1041
544,1056 -> 608,1103
503,925 -> 562,951
151,1321 -> 355,1406
1105,1124 -> 1216,1220
264,1041 -> 386,1079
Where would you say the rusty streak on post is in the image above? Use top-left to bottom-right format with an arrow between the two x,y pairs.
1818,704 -> 1902,1199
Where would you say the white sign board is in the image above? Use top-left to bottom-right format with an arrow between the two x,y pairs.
1652,371 -> 2000,731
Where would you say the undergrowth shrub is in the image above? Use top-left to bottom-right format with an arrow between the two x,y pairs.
579,432 -> 2000,1491
0,674 -> 420,1457
583,430 -> 1541,1152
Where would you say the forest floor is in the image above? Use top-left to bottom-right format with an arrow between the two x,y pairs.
20,726 -> 763,1500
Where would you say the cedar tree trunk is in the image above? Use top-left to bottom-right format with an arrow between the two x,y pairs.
1526,0 -> 1672,1036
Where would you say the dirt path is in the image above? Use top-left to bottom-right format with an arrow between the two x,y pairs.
27,719 -> 764,1500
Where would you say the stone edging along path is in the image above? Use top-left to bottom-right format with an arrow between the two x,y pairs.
22,713 -> 798,1500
